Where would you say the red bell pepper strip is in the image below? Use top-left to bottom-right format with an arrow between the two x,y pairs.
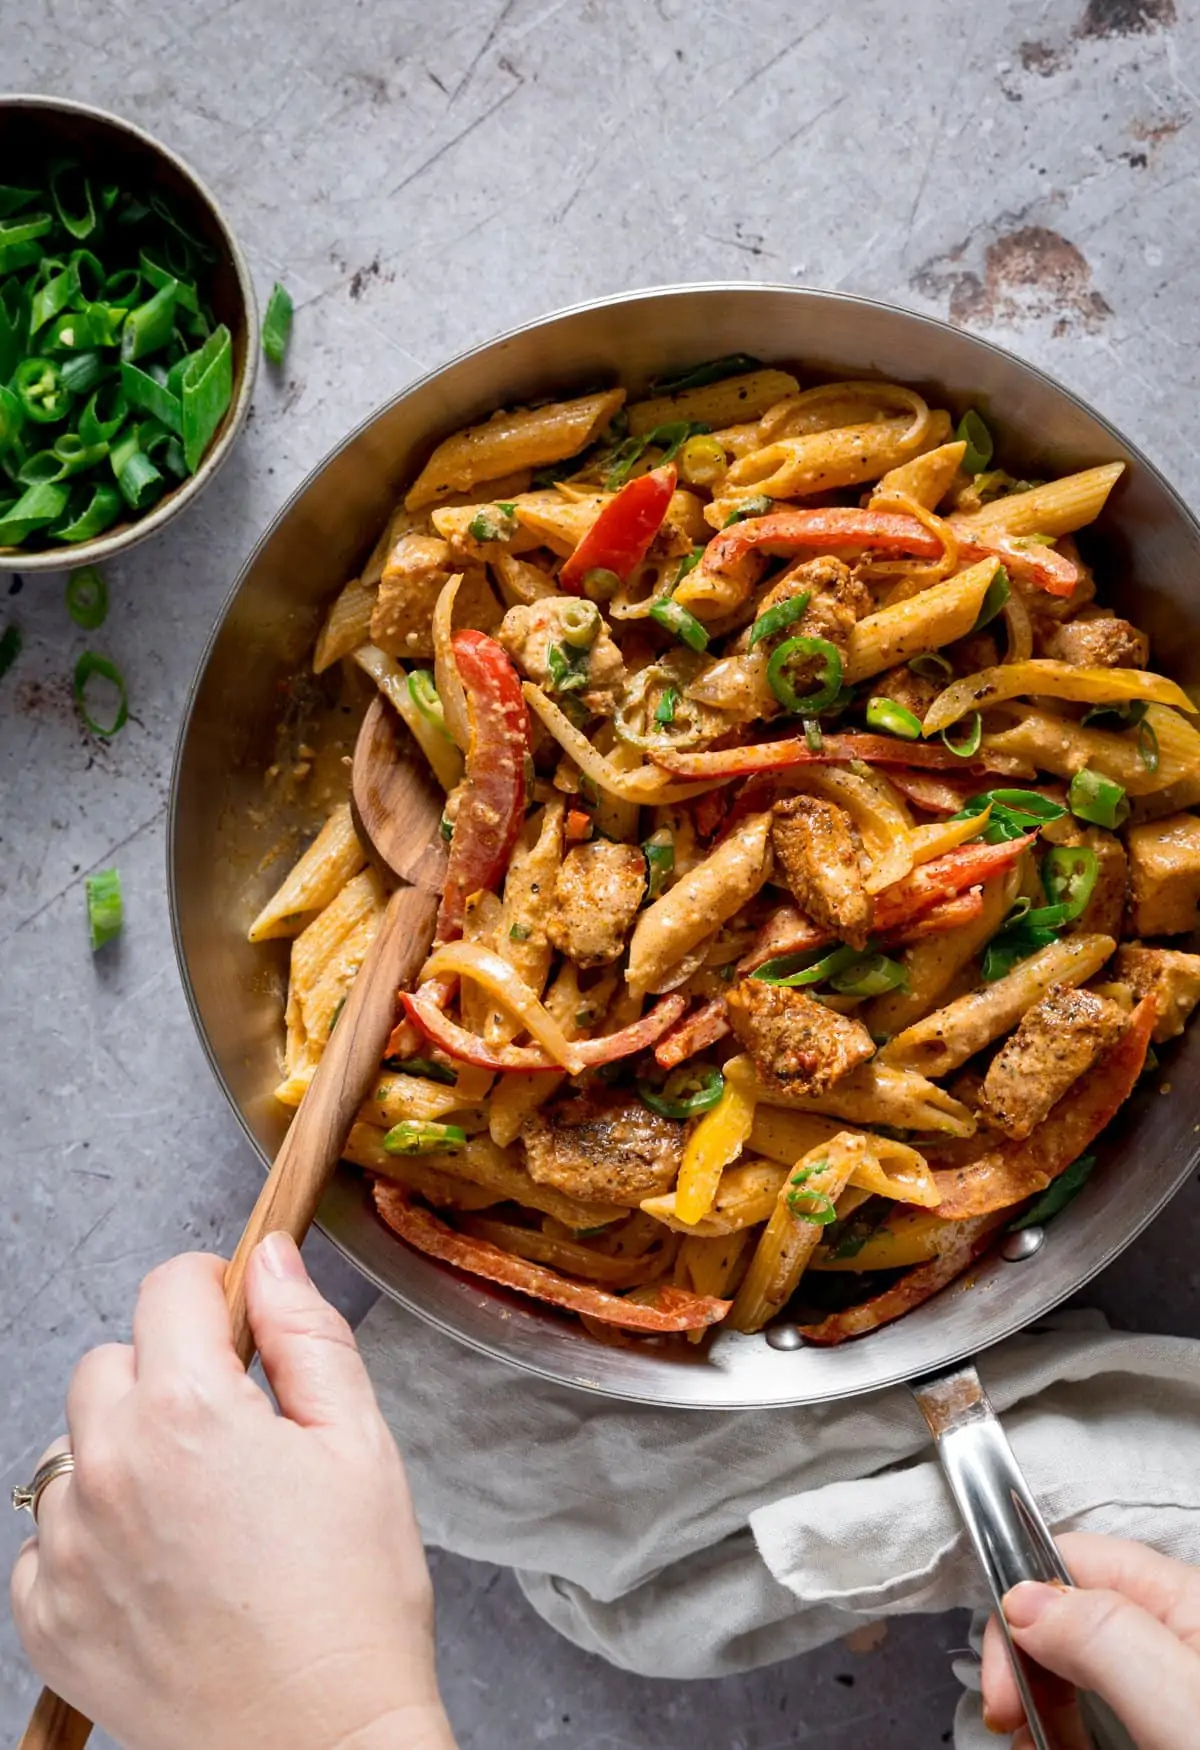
648,732 -> 1031,782
435,630 -> 530,947
654,995 -> 732,1069
557,463 -> 677,594
402,986 -> 688,1072
930,997 -> 1155,1220
798,1212 -> 1008,1345
372,1185 -> 730,1331
699,507 -> 1079,598
880,886 -> 984,948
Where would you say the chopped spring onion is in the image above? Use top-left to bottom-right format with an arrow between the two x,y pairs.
66,564 -> 108,629
676,547 -> 704,582
642,830 -> 675,902
766,635 -> 842,714
748,590 -> 811,648
637,1065 -> 725,1120
649,352 -> 763,394
1081,698 -> 1148,729
1068,767 -> 1129,830
509,921 -> 532,941
120,282 -> 177,362
383,1120 -> 467,1155
828,952 -> 909,998
468,508 -> 515,542
262,281 -> 293,364
558,598 -> 600,648
649,597 -> 709,653
908,651 -> 954,682
85,866 -> 123,950
940,712 -> 982,759
408,668 -> 451,738
0,621 -> 21,679
73,649 -> 128,737
865,696 -> 922,740
655,686 -> 679,726
545,641 -> 591,692
604,419 -> 708,489
381,1054 -> 457,1084
439,816 -> 454,842
956,408 -> 994,475
950,787 -> 1066,843
803,717 -> 823,752
753,943 -> 868,988
1138,718 -> 1160,773
786,1164 -> 838,1225
971,565 -> 1010,632
1008,1154 -> 1096,1231
723,493 -> 773,526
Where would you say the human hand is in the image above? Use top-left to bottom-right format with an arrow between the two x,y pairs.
11,1236 -> 456,1750
982,1530 -> 1200,1749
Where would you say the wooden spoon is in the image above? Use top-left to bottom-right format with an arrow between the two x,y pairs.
23,695 -> 446,1750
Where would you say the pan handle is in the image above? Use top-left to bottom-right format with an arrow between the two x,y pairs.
911,1362 -> 1132,1750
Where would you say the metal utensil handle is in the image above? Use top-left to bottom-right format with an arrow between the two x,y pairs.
21,882 -> 440,1749
912,1363 -> 1092,1750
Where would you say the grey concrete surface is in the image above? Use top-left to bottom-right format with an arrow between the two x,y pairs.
3,0 -> 1200,1744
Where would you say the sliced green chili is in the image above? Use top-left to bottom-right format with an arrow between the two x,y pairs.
940,712 -> 982,759
73,649 -> 129,736
383,1120 -> 467,1155
865,696 -> 922,739
956,409 -> 994,474
262,281 -> 294,364
637,1065 -> 725,1120
1037,845 -> 1098,923
649,597 -> 709,653
1068,767 -> 1129,830
14,356 -> 70,423
85,866 -> 123,950
66,565 -> 109,630
766,635 -> 842,713
748,590 -> 810,648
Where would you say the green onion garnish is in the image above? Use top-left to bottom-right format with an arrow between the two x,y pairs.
121,282 -> 177,362
649,352 -> 763,394
558,598 -> 600,648
1007,1154 -> 1096,1230
546,641 -> 591,692
786,1163 -> 838,1224
262,281 -> 293,365
722,493 -> 773,527
655,686 -> 679,726
907,652 -> 954,682
766,635 -> 843,714
748,590 -> 810,649
1068,767 -> 1129,830
180,324 -> 233,473
642,830 -> 675,902
803,717 -> 823,752
828,952 -> 909,998
971,565 -> 1010,632
383,1120 -> 468,1155
604,419 -> 709,490
73,649 -> 128,737
66,564 -> 108,629
753,943 -> 868,987
381,1055 -> 457,1085
407,668 -> 451,738
865,696 -> 922,740
949,788 -> 1066,843
649,597 -> 709,653
85,866 -> 123,950
637,1065 -> 725,1120
509,921 -> 532,941
956,408 -> 994,475
940,712 -> 982,759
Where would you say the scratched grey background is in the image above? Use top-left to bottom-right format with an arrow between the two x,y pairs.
3,0 -> 1200,1743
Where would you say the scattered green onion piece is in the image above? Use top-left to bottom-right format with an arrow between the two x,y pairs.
119,281 -> 176,362
0,480 -> 69,544
180,324 -> 233,473
79,382 -> 128,446
545,641 -> 590,692
865,696 -> 922,740
0,386 -> 24,454
50,164 -> 95,240
262,281 -> 294,364
45,305 -> 123,352
908,651 -> 954,682
803,717 -> 823,752
1138,719 -> 1160,773
559,598 -> 600,648
52,482 -> 121,544
828,953 -> 909,998
786,1163 -> 838,1224
0,622 -> 21,679
637,1065 -> 725,1120
0,186 -> 38,217
1008,1155 -> 1096,1231
73,649 -> 129,737
642,830 -> 675,902
30,264 -> 78,334
940,712 -> 982,759
1068,767 -> 1129,830
971,565 -> 1010,632
0,213 -> 54,249
748,591 -> 811,649
766,635 -> 842,714
468,509 -> 507,541
120,360 -> 184,433
676,546 -> 704,581
752,943 -> 867,988
582,566 -> 621,602
59,350 -> 104,397
408,668 -> 451,739
981,920 -> 1060,982
13,356 -> 70,423
722,493 -> 773,526
604,419 -> 708,489
383,1120 -> 467,1156
649,353 -> 763,394
85,867 -> 123,950
103,269 -> 144,309
381,1054 -> 457,1084
116,446 -> 163,511
66,565 -> 109,630
509,921 -> 532,942
655,686 -> 679,726
649,597 -> 709,653
956,409 -> 994,474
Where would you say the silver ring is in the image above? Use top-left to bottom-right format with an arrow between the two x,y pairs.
12,1451 -> 76,1523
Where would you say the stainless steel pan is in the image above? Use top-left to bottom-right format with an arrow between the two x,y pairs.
170,287 -> 1197,1749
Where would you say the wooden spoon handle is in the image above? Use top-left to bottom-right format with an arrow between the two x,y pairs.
21,880 -> 440,1748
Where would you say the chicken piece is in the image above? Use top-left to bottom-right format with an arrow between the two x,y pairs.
754,556 -> 873,659
1127,812 -> 1200,936
498,596 -> 626,712
369,534 -> 455,659
546,840 -> 646,968
1113,944 -> 1200,1042
975,983 -> 1126,1140
950,631 -> 1000,675
725,979 -> 875,1097
1038,612 -> 1149,669
771,796 -> 871,951
869,663 -> 941,724
521,1090 -> 683,1206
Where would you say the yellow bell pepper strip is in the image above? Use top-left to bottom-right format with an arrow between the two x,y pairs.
672,1074 -> 756,1226
922,660 -> 1195,737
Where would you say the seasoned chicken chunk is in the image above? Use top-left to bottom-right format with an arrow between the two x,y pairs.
369,534 -> 455,659
1127,812 -> 1200,936
521,1090 -> 683,1206
1114,944 -> 1200,1042
771,796 -> 871,951
975,984 -> 1126,1140
498,597 -> 626,711
546,840 -> 646,967
870,663 -> 941,723
1038,613 -> 1149,669
725,979 -> 875,1097
751,556 -> 873,661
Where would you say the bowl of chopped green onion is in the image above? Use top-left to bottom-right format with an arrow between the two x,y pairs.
0,94 -> 258,569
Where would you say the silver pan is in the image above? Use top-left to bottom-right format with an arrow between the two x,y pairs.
170,287 -> 1197,1748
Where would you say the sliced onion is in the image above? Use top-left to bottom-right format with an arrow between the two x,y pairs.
433,572 -> 471,752
421,941 -> 585,1073
1001,586 -> 1033,664
524,683 -> 716,804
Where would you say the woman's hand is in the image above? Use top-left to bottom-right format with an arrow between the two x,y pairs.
982,1531 -> 1200,1749
11,1236 -> 456,1750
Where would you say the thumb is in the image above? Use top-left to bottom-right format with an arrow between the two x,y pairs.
245,1233 -> 381,1431
1004,1580 -> 1200,1750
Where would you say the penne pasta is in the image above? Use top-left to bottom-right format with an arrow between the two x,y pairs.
727,1136 -> 862,1332
313,578 -> 376,673
874,440 -> 967,510
627,813 -> 774,994
746,1106 -> 940,1207
951,462 -> 1124,539
744,1059 -> 978,1136
983,702 -> 1200,798
405,389 -> 625,510
843,557 -> 999,683
724,412 -> 934,503
627,369 -> 800,437
248,803 -> 365,943
865,866 -> 1021,1036
290,867 -> 384,1000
